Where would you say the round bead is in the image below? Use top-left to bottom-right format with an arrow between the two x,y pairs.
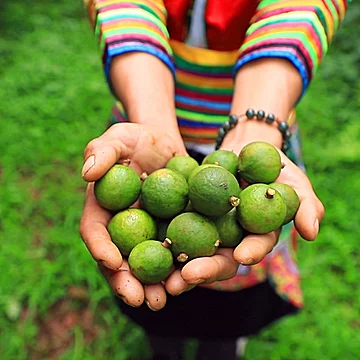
218,128 -> 226,138
278,121 -> 289,133
222,121 -> 231,131
265,113 -> 276,124
256,110 -> 265,120
284,130 -> 292,140
282,142 -> 289,152
216,135 -> 223,142
229,114 -> 238,125
245,109 -> 255,119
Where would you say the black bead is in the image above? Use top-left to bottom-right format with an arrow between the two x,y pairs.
229,114 -> 238,125
284,130 -> 292,140
218,128 -> 226,137
245,109 -> 255,119
278,121 -> 289,133
266,113 -> 276,124
282,142 -> 289,152
256,110 -> 265,120
222,121 -> 231,131
216,135 -> 223,144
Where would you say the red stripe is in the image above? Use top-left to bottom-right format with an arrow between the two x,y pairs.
176,88 -> 233,102
175,102 -> 229,115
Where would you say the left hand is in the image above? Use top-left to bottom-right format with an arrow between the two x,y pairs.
167,144 -> 325,295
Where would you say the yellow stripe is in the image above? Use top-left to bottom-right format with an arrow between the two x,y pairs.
176,71 -> 233,89
170,40 -> 238,67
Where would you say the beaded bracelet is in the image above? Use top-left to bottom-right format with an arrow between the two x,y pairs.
215,108 -> 292,153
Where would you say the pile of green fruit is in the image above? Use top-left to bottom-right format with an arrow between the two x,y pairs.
94,141 -> 300,285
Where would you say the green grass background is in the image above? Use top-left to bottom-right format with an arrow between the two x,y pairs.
0,1 -> 359,359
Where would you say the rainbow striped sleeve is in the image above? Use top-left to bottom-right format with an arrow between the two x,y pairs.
86,0 -> 175,85
234,0 -> 349,97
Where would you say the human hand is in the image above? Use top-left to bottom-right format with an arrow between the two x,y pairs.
221,142 -> 325,266
80,123 -> 188,309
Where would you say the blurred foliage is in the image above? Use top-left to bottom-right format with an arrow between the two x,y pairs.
0,1 -> 359,359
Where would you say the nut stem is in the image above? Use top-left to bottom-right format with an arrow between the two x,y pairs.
229,196 -> 240,207
121,159 -> 131,166
140,172 -> 148,181
177,253 -> 189,263
162,238 -> 172,248
265,188 -> 276,199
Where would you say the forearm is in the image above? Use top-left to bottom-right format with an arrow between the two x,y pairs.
110,53 -> 184,144
222,58 -> 302,150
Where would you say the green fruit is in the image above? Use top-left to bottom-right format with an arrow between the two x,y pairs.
187,164 -> 220,183
214,208 -> 245,247
165,156 -> 199,181
107,208 -> 157,256
268,182 -> 300,225
166,212 -> 220,262
156,218 -> 172,241
94,164 -> 141,211
202,150 -> 238,176
128,240 -> 173,284
238,141 -> 282,184
236,184 -> 287,234
188,166 -> 241,217
141,168 -> 189,219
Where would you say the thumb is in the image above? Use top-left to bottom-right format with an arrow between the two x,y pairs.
81,125 -> 135,182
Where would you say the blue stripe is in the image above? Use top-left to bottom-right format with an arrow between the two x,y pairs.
178,119 -> 222,128
175,95 -> 231,111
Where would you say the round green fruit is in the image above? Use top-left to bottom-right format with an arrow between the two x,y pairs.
238,141 -> 282,184
236,184 -> 287,234
165,156 -> 199,181
128,240 -> 173,284
268,182 -> 300,225
107,208 -> 157,256
141,168 -> 189,219
202,150 -> 238,176
94,164 -> 141,211
214,208 -> 245,247
188,166 -> 241,217
166,212 -> 220,262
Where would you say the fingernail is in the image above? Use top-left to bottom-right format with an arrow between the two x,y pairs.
175,285 -> 196,296
145,300 -> 159,312
240,258 -> 255,266
189,278 -> 205,285
99,260 -> 118,270
118,295 -> 138,308
82,155 -> 95,177
313,219 -> 319,238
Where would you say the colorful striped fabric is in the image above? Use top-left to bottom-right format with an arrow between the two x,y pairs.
88,0 -> 348,144
235,0 -> 349,97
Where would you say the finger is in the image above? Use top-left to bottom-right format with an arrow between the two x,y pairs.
79,183 -> 122,270
165,269 -> 196,296
99,262 -> 145,307
82,124 -> 136,181
181,248 -> 238,284
233,231 -> 279,265
144,284 -> 167,311
294,196 -> 325,241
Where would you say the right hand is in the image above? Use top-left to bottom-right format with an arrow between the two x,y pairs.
79,123 -> 188,310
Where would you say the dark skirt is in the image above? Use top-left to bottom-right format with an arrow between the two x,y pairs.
115,280 -> 298,340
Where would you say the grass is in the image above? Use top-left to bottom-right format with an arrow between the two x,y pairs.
0,1 -> 359,359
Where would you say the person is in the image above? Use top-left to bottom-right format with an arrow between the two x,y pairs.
80,1 -> 348,358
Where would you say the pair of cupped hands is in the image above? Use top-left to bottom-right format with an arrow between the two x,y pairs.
80,123 -> 324,311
